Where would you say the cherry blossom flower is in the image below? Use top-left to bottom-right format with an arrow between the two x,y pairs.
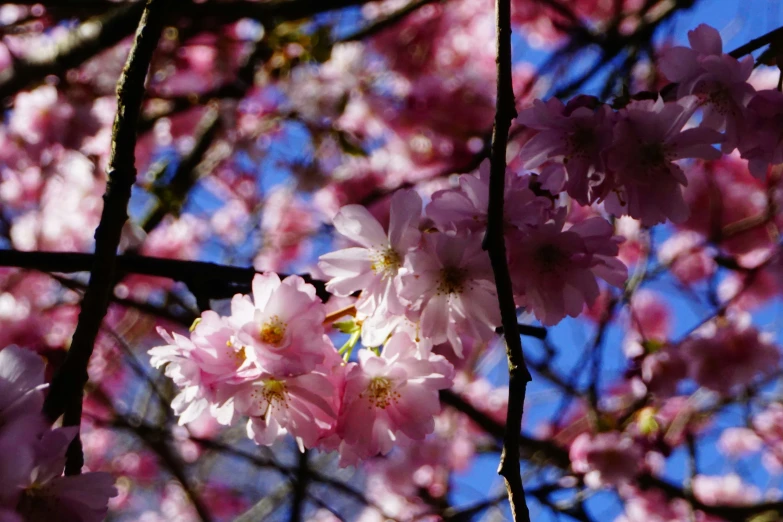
658,231 -> 716,284
15,428 -> 117,522
738,89 -> 783,178
0,347 -> 116,520
639,348 -> 688,398
509,215 -> 627,325
319,189 -> 422,317
518,96 -> 615,205
229,273 -> 331,376
233,371 -> 338,450
150,312 -> 254,425
623,290 -> 672,358
8,85 -> 74,147
718,427 -> 762,457
680,314 -> 779,395
399,231 -> 499,355
659,24 -> 755,152
615,487 -> 694,522
604,96 -> 723,225
692,474 -> 761,506
337,333 -> 454,462
425,160 -> 550,233
569,431 -> 643,488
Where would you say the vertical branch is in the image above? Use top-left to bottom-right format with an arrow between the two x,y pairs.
484,0 -> 532,520
42,0 -> 169,475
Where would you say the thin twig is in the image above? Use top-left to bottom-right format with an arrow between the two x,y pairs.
339,0 -> 440,42
41,0 -> 169,475
483,0 -> 532,519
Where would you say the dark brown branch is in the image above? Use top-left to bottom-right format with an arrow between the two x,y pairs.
483,0 -> 531,520
41,0 -> 169,476
289,450 -> 310,522
728,25 -> 783,59
0,250 -> 330,302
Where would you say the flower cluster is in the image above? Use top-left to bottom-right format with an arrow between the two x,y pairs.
517,24 -> 783,227
152,168 -> 628,463
0,346 -> 117,521
151,272 -> 455,466
322,167 -> 627,345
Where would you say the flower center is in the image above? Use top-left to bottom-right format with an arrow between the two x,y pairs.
363,376 -> 399,409
226,339 -> 247,363
696,82 -> 732,115
568,125 -> 595,156
259,315 -> 286,346
437,266 -> 465,295
370,247 -> 402,278
534,243 -> 567,272
252,379 -> 289,412
638,143 -> 668,169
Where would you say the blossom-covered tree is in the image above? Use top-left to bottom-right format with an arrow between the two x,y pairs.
3,0 -> 783,521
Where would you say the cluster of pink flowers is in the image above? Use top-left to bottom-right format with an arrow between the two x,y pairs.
321,166 -> 627,346
0,346 -> 117,521
518,24 -> 783,227
151,271 -> 455,466
152,165 -> 630,462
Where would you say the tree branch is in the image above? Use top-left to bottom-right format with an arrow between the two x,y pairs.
483,0 -> 532,520
289,450 -> 310,522
338,0 -> 440,42
41,0 -> 169,476
0,250 -> 329,302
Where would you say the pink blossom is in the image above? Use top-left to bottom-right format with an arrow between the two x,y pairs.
0,347 -> 47,512
425,160 -> 550,233
233,371 -> 338,450
659,24 -> 755,152
319,189 -> 422,317
0,348 -> 116,520
10,151 -> 104,253
682,156 -> 772,264
509,215 -> 627,325
718,427 -> 762,457
692,474 -> 761,506
253,187 -> 318,272
604,96 -> 723,225
518,96 -> 615,205
680,314 -> 779,394
8,86 -> 74,147
337,333 -> 454,462
16,432 -> 117,522
150,311 -> 255,425
624,290 -> 672,358
639,348 -> 687,398
658,231 -> 716,284
616,487 -> 696,522
399,231 -> 499,355
230,273 -> 331,376
569,431 -> 643,488
752,403 -> 783,472
738,89 -> 783,178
